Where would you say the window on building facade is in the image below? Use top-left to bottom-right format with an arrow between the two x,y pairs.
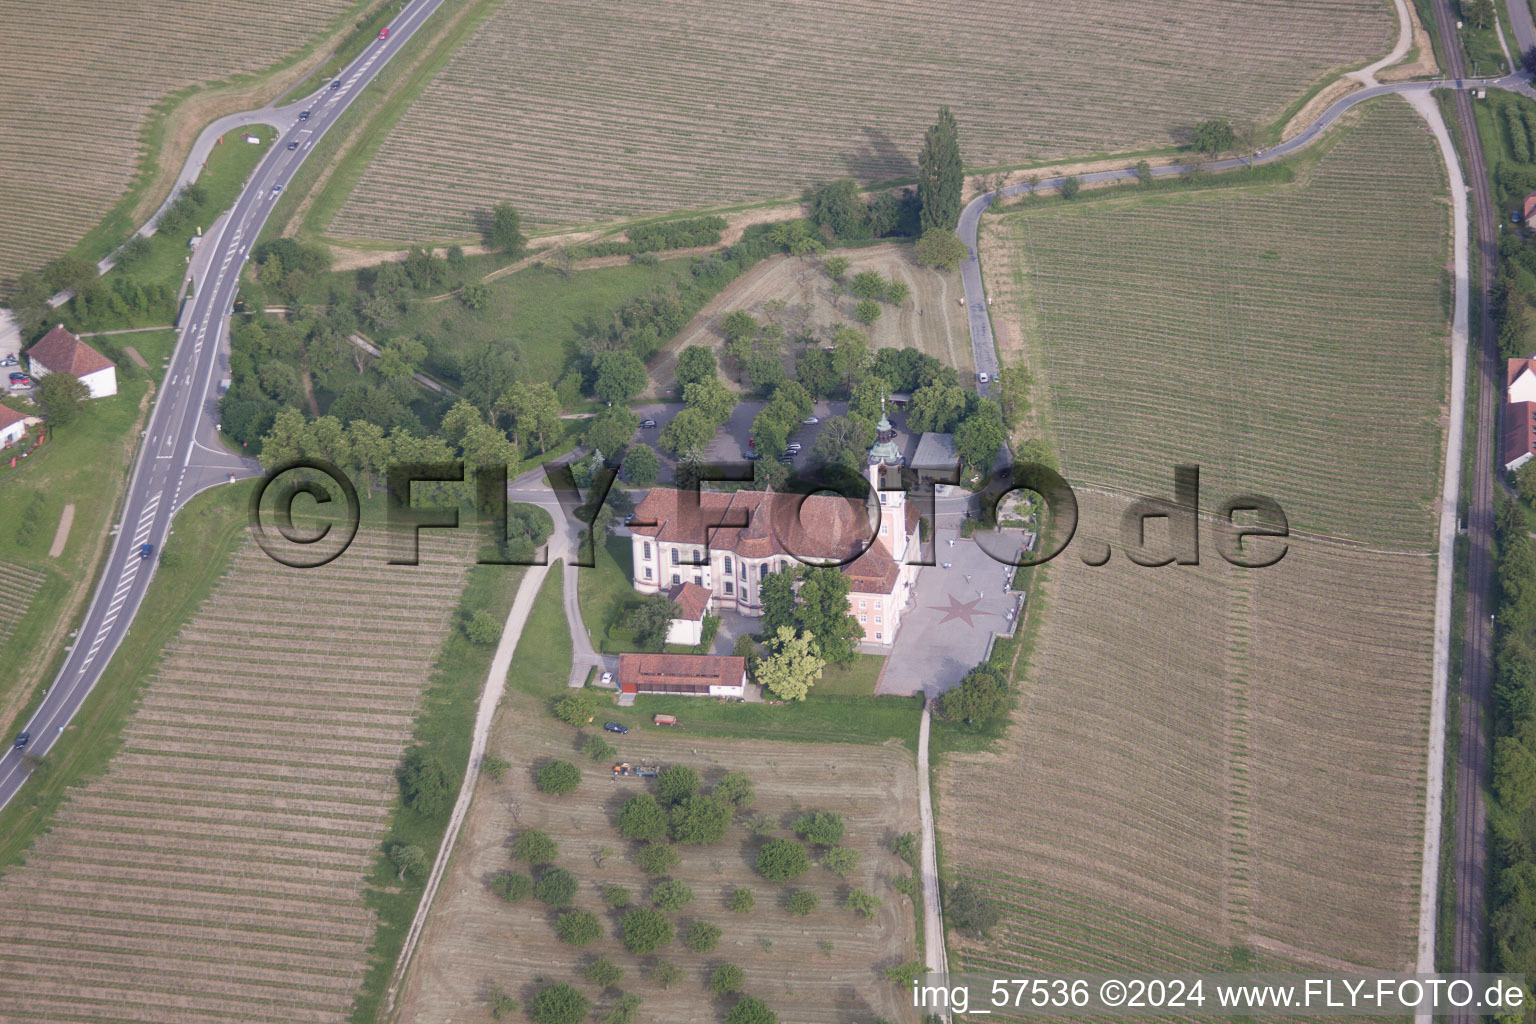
876,632 -> 882,640
760,564 -> 768,580
859,614 -> 867,623
671,549 -> 679,565
644,542 -> 651,558
859,599 -> 866,609
725,581 -> 734,595
875,614 -> 881,623
724,556 -> 732,574
672,573 -> 680,585
645,567 -> 653,580
694,576 -> 702,586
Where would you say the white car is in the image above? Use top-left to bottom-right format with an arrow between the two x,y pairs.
977,371 -> 990,384
600,671 -> 614,687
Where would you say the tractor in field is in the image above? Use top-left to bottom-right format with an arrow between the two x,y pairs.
612,762 -> 660,778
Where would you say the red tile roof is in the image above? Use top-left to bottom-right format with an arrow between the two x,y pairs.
1526,194 -> 1536,223
667,582 -> 712,621
26,325 -> 113,378
0,405 -> 27,432
1505,401 -> 1536,469
845,539 -> 901,594
618,653 -> 746,694
630,488 -> 873,563
1509,357 -> 1536,390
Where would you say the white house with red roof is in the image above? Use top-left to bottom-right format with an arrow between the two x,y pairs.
628,414 -> 920,645
26,325 -> 117,399
0,404 -> 27,448
1507,358 -> 1536,472
665,581 -> 713,645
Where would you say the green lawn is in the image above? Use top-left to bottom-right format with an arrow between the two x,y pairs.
0,328 -> 177,739
815,654 -> 886,696
0,479 -> 251,869
580,531 -> 643,653
505,560 -> 572,702
601,692 -> 922,752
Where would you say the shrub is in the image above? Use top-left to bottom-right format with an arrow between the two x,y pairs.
534,867 -> 578,906
914,228 -> 967,271
729,887 -> 756,913
724,994 -> 778,1024
655,764 -> 700,805
490,871 -> 532,902
583,734 -> 617,761
621,907 -> 674,953
854,298 -> 881,323
555,910 -> 602,945
792,810 -> 844,846
846,887 -> 882,919
618,793 -> 670,841
511,829 -> 558,865
710,962 -> 746,995
602,884 -> 631,909
652,879 -> 694,911
821,845 -> 859,877
685,919 -> 723,952
1058,175 -> 1081,200
670,794 -> 731,845
529,982 -> 588,1024
466,609 -> 503,644
582,957 -> 624,988
713,771 -> 755,810
399,747 -> 452,816
488,984 -> 519,1018
652,960 -> 684,989
755,839 -> 810,881
553,690 -> 598,727
637,841 -> 681,877
479,754 -> 510,781
786,890 -> 819,916
892,832 -> 917,867
946,879 -> 1001,937
884,960 -> 925,986
536,759 -> 582,795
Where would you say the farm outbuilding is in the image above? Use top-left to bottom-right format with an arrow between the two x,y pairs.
1505,359 -> 1536,472
618,653 -> 747,698
1524,193 -> 1536,224
0,404 -> 28,447
664,581 -> 712,646
26,325 -> 116,399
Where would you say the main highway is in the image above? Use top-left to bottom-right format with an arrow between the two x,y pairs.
0,0 -> 445,810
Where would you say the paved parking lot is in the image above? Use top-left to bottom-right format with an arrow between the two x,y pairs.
876,523 -> 1027,697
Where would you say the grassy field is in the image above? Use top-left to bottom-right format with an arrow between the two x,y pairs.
651,244 -> 973,393
0,328 -> 176,743
0,0 -> 369,281
0,528 -> 480,1022
940,98 -> 1449,975
394,690 -> 924,1023
320,0 -> 1392,244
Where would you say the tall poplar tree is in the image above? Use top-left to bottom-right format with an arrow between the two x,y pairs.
917,106 -> 964,233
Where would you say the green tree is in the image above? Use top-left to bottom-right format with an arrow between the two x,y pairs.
585,406 -> 640,457
884,961 -> 926,986
554,689 -> 598,727
675,345 -> 718,388
511,829 -> 559,865
537,759 -> 582,795
823,255 -> 851,280
466,609 -> 503,645
854,298 -> 881,324
621,907 -> 675,953
756,838 -> 810,881
491,871 -> 533,902
534,866 -> 579,906
628,592 -> 678,651
656,764 -> 700,805
486,201 -> 527,255
651,960 -> 685,989
583,734 -> 617,762
36,372 -> 90,427
810,178 -> 870,239
710,963 -> 746,995
619,793 -> 671,841
993,362 -> 1033,428
637,841 -> 681,876
809,414 -> 876,472
685,919 -> 723,952
845,887 -> 882,919
652,879 -> 695,911
603,885 -> 632,909
793,810 -> 845,846
786,890 -> 819,916
918,106 -> 964,232
851,270 -> 885,300
937,662 -> 1009,725
683,376 -> 738,425
480,754 -> 511,781
946,879 -> 1002,937
503,379 -> 562,452
729,887 -> 756,912
725,995 -> 779,1024
1517,461 -> 1536,505
821,845 -> 859,877
849,374 -> 892,421
555,909 -> 603,945
720,310 -> 759,345
399,747 -> 452,816
914,228 -> 967,271
660,406 -> 715,457
1136,160 -> 1154,186
795,347 -> 839,399
884,279 -> 910,306
1057,175 -> 1081,200
795,568 -> 863,666
387,843 -> 428,881
488,985 -> 519,1019
620,444 -> 660,485
593,351 -> 648,405
713,771 -> 755,810
758,626 -> 825,701
529,983 -> 589,1024
583,958 -> 625,988
670,794 -> 731,845
1191,118 -> 1237,156
601,993 -> 643,1024
954,400 -> 1007,471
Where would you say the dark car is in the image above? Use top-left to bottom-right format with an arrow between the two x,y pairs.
640,418 -> 657,428
604,722 -> 629,734
139,543 -> 153,560
13,731 -> 29,750
743,450 -> 761,460
287,141 -> 300,150
777,454 -> 794,464
298,110 -> 310,120
330,80 -> 342,89
9,371 -> 30,383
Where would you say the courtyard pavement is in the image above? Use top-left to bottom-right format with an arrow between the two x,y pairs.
877,524 -> 1027,697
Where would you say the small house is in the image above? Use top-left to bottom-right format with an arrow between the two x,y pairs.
0,404 -> 27,448
618,653 -> 747,699
1524,193 -> 1536,225
665,581 -> 712,646
26,325 -> 117,399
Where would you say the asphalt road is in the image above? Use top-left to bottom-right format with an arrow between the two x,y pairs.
0,0 -> 446,811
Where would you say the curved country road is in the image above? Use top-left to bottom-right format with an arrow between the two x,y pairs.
0,0 -> 448,812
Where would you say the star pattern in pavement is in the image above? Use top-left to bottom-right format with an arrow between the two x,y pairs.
929,594 -> 993,626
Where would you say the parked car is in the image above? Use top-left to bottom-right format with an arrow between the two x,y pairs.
604,722 -> 629,734
0,355 -> 17,366
623,512 -> 636,524
785,442 -> 801,451
9,371 -> 30,384
977,371 -> 990,384
139,543 -> 154,560
640,418 -> 657,428
600,671 -> 614,688
801,416 -> 819,425
12,731 -> 29,750
743,450 -> 761,460
777,454 -> 794,464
